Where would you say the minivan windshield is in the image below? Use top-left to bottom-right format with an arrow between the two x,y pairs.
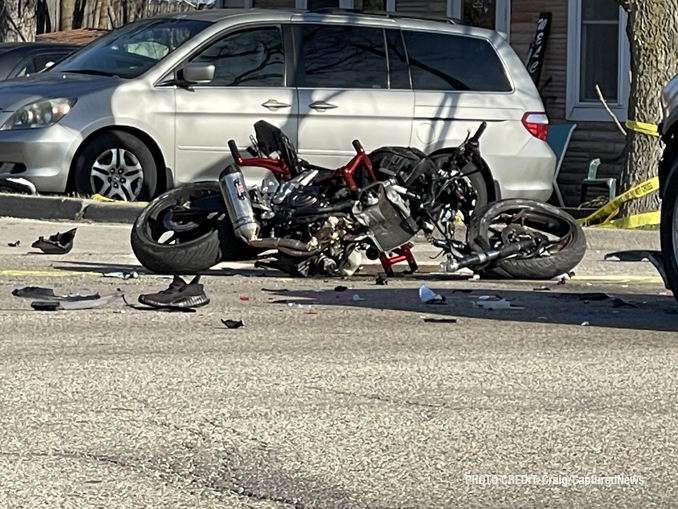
51,18 -> 211,79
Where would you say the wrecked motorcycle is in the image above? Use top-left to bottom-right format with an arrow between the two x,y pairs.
131,121 -> 586,279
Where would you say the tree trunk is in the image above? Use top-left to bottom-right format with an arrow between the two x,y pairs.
614,0 -> 678,215
61,0 -> 75,30
0,0 -> 36,41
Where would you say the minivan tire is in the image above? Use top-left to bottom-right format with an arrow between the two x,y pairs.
72,131 -> 157,202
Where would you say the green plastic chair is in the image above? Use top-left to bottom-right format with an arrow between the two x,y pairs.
580,150 -> 625,204
546,123 -> 577,207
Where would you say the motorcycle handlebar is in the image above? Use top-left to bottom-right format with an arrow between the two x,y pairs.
469,122 -> 487,144
228,140 -> 242,163
352,139 -> 364,154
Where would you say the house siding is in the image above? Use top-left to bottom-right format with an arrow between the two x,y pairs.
510,0 -> 626,205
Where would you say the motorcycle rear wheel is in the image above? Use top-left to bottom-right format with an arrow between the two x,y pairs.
131,182 -> 258,275
467,199 -> 586,280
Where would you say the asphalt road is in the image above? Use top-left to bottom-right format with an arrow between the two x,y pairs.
0,218 -> 676,508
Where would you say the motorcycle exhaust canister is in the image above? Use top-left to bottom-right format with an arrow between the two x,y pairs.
218,164 -> 260,243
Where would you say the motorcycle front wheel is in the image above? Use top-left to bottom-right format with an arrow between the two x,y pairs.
660,161 -> 678,299
467,199 -> 587,280
131,182 -> 258,275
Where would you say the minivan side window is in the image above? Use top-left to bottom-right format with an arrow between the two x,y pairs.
192,27 -> 284,87
403,31 -> 512,92
298,25 -> 387,89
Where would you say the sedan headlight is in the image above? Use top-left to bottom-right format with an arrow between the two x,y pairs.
0,98 -> 77,131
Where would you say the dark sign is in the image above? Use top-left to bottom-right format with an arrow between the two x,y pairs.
525,12 -> 552,87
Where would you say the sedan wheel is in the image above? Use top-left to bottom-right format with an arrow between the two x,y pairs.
90,148 -> 144,201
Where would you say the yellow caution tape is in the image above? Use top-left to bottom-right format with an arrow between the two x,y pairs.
577,176 -> 659,228
586,210 -> 661,229
626,120 -> 660,137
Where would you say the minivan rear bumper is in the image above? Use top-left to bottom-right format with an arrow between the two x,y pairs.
485,137 -> 556,202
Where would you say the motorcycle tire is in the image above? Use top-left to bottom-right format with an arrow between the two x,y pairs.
131,182 -> 258,275
467,199 -> 587,280
660,159 -> 678,298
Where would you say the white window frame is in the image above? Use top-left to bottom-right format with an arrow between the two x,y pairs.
294,0 -> 396,11
566,0 -> 630,122
447,0 -> 511,39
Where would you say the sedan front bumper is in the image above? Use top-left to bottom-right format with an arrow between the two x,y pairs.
0,124 -> 81,194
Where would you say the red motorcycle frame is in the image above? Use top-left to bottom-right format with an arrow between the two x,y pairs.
227,138 -> 418,276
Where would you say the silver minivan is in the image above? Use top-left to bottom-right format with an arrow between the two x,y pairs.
0,9 -> 555,204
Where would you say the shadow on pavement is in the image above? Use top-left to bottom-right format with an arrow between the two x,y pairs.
263,286 -> 678,333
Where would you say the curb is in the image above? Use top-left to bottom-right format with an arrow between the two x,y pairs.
0,194 -> 144,224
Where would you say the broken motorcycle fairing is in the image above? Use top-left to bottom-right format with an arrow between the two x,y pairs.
131,120 -> 587,280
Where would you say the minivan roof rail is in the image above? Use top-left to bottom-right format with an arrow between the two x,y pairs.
305,8 -> 462,25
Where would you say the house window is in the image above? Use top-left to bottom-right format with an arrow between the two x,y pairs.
567,0 -> 630,122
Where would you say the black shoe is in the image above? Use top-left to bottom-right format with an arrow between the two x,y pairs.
138,275 -> 210,309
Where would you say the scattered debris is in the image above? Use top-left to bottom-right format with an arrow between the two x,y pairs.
297,304 -> 315,314
7,240 -> 20,247
334,285 -> 348,292
581,321 -> 590,326
612,297 -> 639,309
13,286 -> 100,301
137,275 -> 209,309
352,294 -> 364,302
113,309 -> 126,314
533,286 -> 551,291
103,271 -> 139,280
261,288 -> 289,292
375,275 -> 388,286
13,287 -> 124,311
419,285 -> 445,304
472,298 -> 524,310
31,228 -> 77,255
470,274 -> 481,281
221,319 -> 245,329
421,317 -> 457,324
239,295 -> 250,301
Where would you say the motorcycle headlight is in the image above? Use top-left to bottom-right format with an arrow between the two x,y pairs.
0,98 -> 77,131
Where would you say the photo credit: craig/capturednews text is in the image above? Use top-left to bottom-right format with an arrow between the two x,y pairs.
465,475 -> 645,487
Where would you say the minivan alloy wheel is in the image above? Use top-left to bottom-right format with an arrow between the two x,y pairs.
90,148 -> 144,201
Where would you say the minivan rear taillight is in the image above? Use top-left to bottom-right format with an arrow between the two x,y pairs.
522,112 -> 549,141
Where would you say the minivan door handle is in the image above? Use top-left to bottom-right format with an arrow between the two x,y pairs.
309,101 -> 338,111
262,99 -> 291,111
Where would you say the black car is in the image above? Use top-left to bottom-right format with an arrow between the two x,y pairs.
0,42 -> 81,81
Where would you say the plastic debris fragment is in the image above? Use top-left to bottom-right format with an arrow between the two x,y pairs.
31,228 -> 77,255
222,319 -> 245,329
419,285 -> 445,304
